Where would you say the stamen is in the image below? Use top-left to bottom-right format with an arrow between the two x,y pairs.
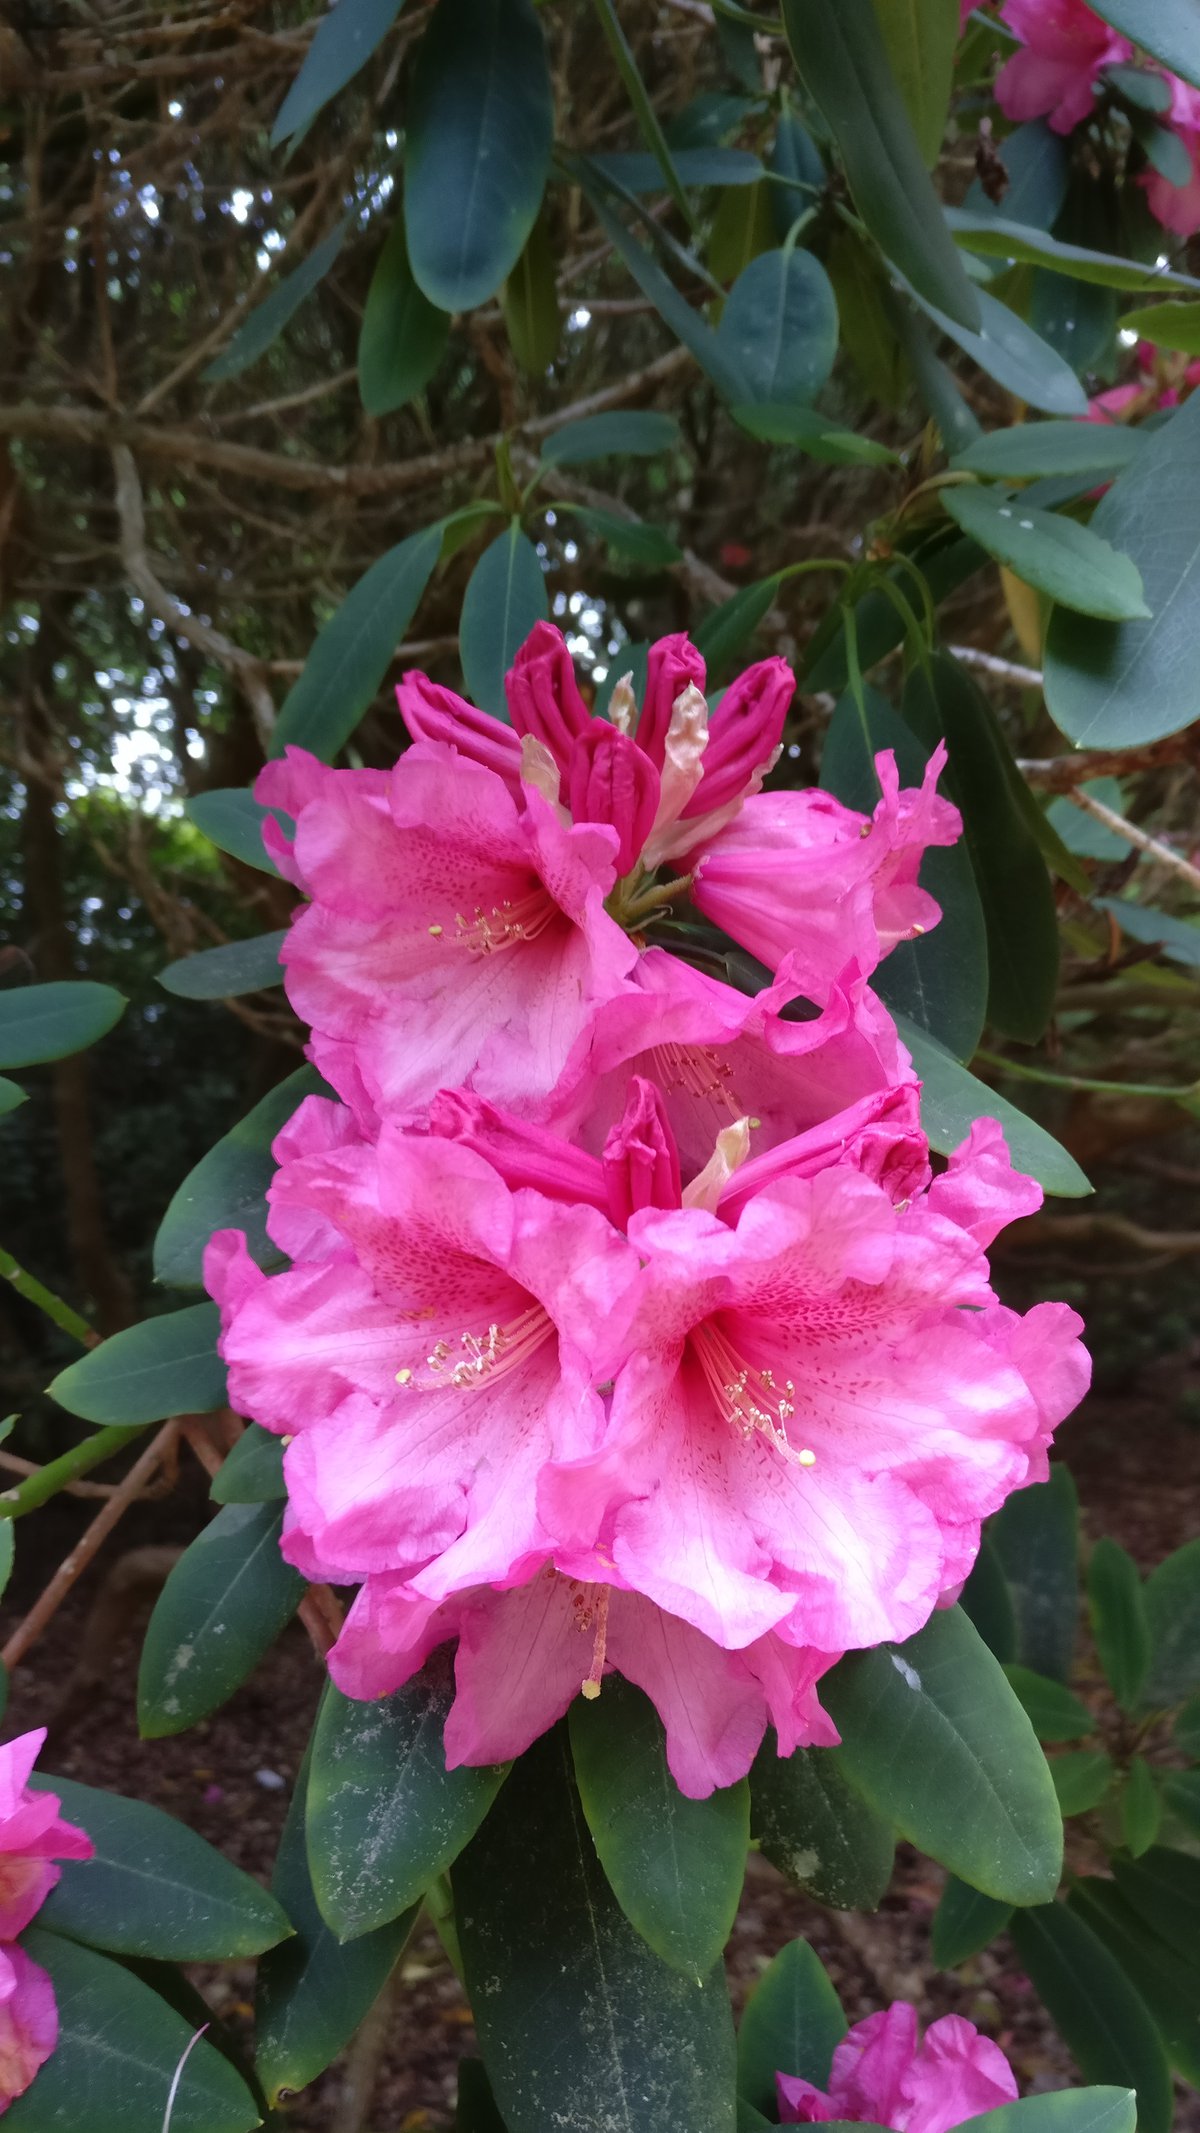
440,889 -> 557,957
580,1585 -> 610,1700
650,1041 -> 741,1115
692,1320 -> 816,1467
394,1301 -> 552,1394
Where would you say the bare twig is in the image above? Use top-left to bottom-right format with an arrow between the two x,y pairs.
947,643 -> 1043,688
1067,787 -> 1200,892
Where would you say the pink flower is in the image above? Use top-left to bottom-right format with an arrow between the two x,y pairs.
1144,134 -> 1200,237
0,1731 -> 92,1940
996,1 -> 1131,134
778,2002 -> 1018,2133
0,1944 -> 58,2114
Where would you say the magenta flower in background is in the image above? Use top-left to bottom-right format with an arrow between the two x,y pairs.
0,1945 -> 58,2115
778,2002 -> 1018,2132
0,1729 -> 92,1940
995,0 -> 1131,133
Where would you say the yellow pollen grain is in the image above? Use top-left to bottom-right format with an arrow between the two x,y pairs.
798,1448 -> 816,1466
428,923 -> 443,937
395,1367 -> 413,1385
580,1678 -> 602,1700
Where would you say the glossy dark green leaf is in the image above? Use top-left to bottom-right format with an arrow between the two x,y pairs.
708,179 -> 776,286
205,225 -> 347,381
456,2057 -> 510,2131
895,305 -> 981,453
159,932 -> 286,1001
503,214 -> 560,375
959,2093 -> 1137,2133
1087,1539 -> 1150,1712
736,1940 -> 845,2119
869,0 -> 957,165
827,227 -> 909,408
1050,1750 -> 1114,1818
1141,1537 -> 1200,1706
581,181 -> 742,398
459,522 -> 548,716
1004,1665 -> 1094,1743
33,1773 -> 290,1960
1105,63 -> 1174,114
989,1467 -> 1080,1684
942,487 -> 1148,622
1028,184 -> 1120,382
962,121 -> 1069,244
931,1876 -> 1013,1967
780,0 -> 980,329
138,1502 -> 304,1737
714,247 -> 839,405
1120,1757 -> 1162,1858
894,1020 -> 1091,1197
454,1726 -> 737,2133
0,1076 -> 26,1113
210,1424 -> 286,1505
270,523 -> 443,760
538,411 -> 681,466
6,1928 -> 260,2133
953,423 -> 1146,482
803,529 -> 984,694
569,1678 -> 749,1978
256,1743 -> 416,2105
359,215 -> 450,414
272,0 -> 407,144
0,1522 -> 12,1603
184,788 -> 286,876
750,1739 -> 895,1909
731,403 -> 899,462
308,1667 -> 507,1939
154,1066 -> 320,1291
1045,390 -> 1200,746
1008,1903 -> 1173,2133
1112,1846 -> 1200,1966
1095,898 -> 1200,970
1161,1769 -> 1200,1837
694,578 -> 779,677
820,683 -> 987,1059
1118,299 -> 1200,354
405,0 -> 553,312
947,212 -> 1200,292
1071,1877 -> 1200,2085
591,0 -> 693,222
50,1301 -> 225,1425
905,280 -> 1089,417
589,149 -> 765,193
1088,4 -> 1200,91
557,505 -> 682,567
0,981 -> 126,1068
1045,780 -> 1130,862
823,1606 -> 1063,1904
960,1535 -> 1018,1663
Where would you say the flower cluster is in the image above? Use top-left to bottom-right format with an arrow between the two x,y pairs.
1088,337 -> 1200,424
778,2002 -> 1019,2133
209,624 -> 1088,1797
0,1729 -> 92,2112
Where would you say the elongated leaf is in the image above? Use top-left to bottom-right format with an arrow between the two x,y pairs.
1071,1878 -> 1200,2086
1004,1664 -> 1094,1742
694,578 -> 779,676
205,225 -> 347,381
257,1743 -> 416,2105
953,423 -> 1146,482
359,215 -> 450,414
538,411 -> 681,466
780,0 -> 980,329
1164,1769 -> 1200,1836
210,1423 -> 286,1504
159,931 -> 286,1002
803,529 -> 984,694
185,787 -> 287,876
989,1466 -> 1080,1684
823,1606 -> 1063,1904
750,1740 -> 895,1909
405,0 -> 553,311
570,1678 -> 749,1978
714,247 -> 839,405
1095,897 -> 1200,970
1120,1757 -> 1161,1858
308,1667 -> 507,1939
896,1019 -> 1091,1196
1008,1904 -> 1173,2133
1087,1539 -> 1150,1711
961,2094 -> 1136,2133
1046,781 -> 1130,862
590,148 -> 765,193
1118,299 -> 1200,353
1050,1750 -> 1114,1817
1174,1693 -> 1200,1754
33,1773 -> 290,1960
583,184 -> 742,399
457,2058 -> 509,2132
1140,1536 -> 1200,1706
455,1725 -> 736,2133
827,227 -> 909,408
557,504 -> 682,567
50,1301 -> 225,1424
737,1940 -> 845,2119
905,280 -> 1089,417
270,523 -> 443,760
0,1076 -> 26,1113
6,1928 -> 259,2133
942,487 -> 1149,622
708,180 -> 776,285
931,1876 -> 1013,1967
869,0 -> 957,166
459,522 -> 548,716
1112,1847 -> 1200,1965
963,120 -> 1069,243
947,212 -> 1200,293
591,0 -> 692,223
138,1502 -> 304,1736
731,403 -> 899,463
960,1534 -> 1018,1663
273,0 -> 407,144
154,1065 -> 320,1290
503,214 -> 560,375
0,1522 -> 12,1604
0,981 -> 126,1068
1088,3 -> 1200,91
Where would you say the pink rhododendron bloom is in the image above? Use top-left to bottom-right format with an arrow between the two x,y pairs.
778,2002 -> 1018,2133
1143,80 -> 1200,235
0,1730 -> 92,1939
996,0 -> 1131,134
1087,339 -> 1200,423
0,1944 -> 58,2114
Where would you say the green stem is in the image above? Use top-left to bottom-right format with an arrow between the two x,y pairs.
0,1246 -> 95,1347
0,1424 -> 146,1519
424,1871 -> 466,1986
975,1049 -> 1199,1103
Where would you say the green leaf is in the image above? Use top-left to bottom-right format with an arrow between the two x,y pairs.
456,2057 -> 510,2132
894,305 -> 981,454
869,0 -> 958,166
820,684 -> 987,1059
989,1466 -> 1080,1684
0,1521 -> 11,1603
138,1502 -> 305,1736
960,1534 -> 1018,1664
708,180 -> 777,287
0,981 -> 126,1069
32,1773 -> 290,1960
0,1076 -> 26,1113
952,423 -> 1146,483
894,1019 -> 1091,1197
272,0 -> 407,144
1049,1750 -> 1114,1818
827,227 -> 909,409
538,411 -> 682,466
1141,1536 -> 1200,1706
578,177 -> 741,397
569,1678 -> 749,1978
210,1425 -> 286,1505
822,1605 -> 1064,1905
154,1066 -> 321,1291
694,578 -> 780,676
307,1667 -> 507,1940
1174,1693 -> 1200,1755
405,0 -> 553,312
590,149 -> 765,193
947,211 -> 1200,293
1087,4 -> 1200,92
270,524 -> 443,759
184,788 -> 286,876
50,1301 -> 225,1424
1095,897 -> 1200,970
205,225 -> 347,381
749,1739 -> 895,1909
159,933 -> 286,1001
459,522 -> 549,716
1105,63 -> 1174,115
1120,1757 -> 1162,1858
1008,1903 -> 1173,2133
958,2093 -> 1137,2133
1071,1877 -> 1200,2086
962,120 -> 1069,244
714,247 -> 839,405
1087,1539 -> 1150,1712
5,1928 -> 260,2133
1046,780 -> 1130,863
931,1876 -> 1013,1967
1112,1847 -> 1200,1966
1003,1665 -> 1094,1742
1161,1769 -> 1200,1838
256,1742 -> 416,2105
941,486 -> 1149,622
455,1725 -> 736,2133
736,1940 -> 845,2119
780,0 -> 980,330
359,215 -> 450,414
904,280 -> 1089,418
1045,390 -> 1200,747
901,655 -> 1059,1045
556,504 -> 682,567
803,529 -> 985,694
730,403 -> 899,462
503,214 -> 561,375
590,0 -> 693,224
1118,299 -> 1200,354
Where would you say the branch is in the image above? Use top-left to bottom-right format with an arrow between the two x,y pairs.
947,643 -> 1043,688
1018,739 -> 1196,790
1067,786 -> 1200,892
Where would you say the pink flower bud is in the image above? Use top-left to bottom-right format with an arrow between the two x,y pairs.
427,1088 -> 607,1209
602,1077 -> 682,1227
566,722 -> 661,877
637,632 -> 706,770
505,623 -> 593,770
682,656 -> 794,818
397,672 -> 523,789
